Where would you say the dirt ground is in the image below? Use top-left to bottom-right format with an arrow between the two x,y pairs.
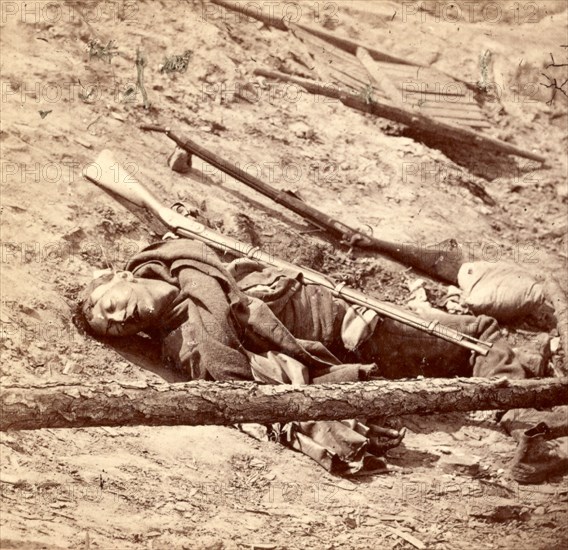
1,1 -> 567,548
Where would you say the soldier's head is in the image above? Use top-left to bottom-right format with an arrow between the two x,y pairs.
75,270 -> 178,337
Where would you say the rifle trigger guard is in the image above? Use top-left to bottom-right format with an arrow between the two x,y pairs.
162,232 -> 179,241
172,202 -> 191,217
333,282 -> 347,297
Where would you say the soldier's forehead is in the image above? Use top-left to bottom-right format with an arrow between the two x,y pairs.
89,276 -> 123,301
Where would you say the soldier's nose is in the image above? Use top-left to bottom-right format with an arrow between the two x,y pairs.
106,308 -> 126,322
100,295 -> 126,319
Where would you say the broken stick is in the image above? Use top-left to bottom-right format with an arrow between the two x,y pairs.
2,377 -> 567,431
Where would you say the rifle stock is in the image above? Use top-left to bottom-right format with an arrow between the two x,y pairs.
140,125 -> 464,284
83,149 -> 491,356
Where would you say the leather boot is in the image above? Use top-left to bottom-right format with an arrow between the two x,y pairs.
501,407 -> 568,484
510,422 -> 568,484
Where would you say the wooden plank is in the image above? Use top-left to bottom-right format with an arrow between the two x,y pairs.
333,66 -> 370,88
288,23 -> 339,85
290,24 -> 389,101
391,79 -> 469,97
418,101 -> 482,111
374,60 -> 428,76
418,107 -> 484,119
292,22 -> 470,94
327,67 -> 392,102
402,91 -> 475,105
430,115 -> 491,128
291,24 -> 359,66
327,69 -> 363,92
356,47 -> 403,106
415,106 -> 487,120
423,114 -> 490,127
334,62 -> 390,101
322,53 -> 370,85
375,62 -> 455,85
403,93 -> 476,104
290,23 -> 370,83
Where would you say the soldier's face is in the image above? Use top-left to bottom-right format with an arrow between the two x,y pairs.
85,271 -> 178,336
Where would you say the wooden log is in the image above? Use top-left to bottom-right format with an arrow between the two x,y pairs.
209,2 -> 418,67
210,0 -> 289,30
543,276 -> 568,375
462,121 -> 493,130
1,378 -> 567,431
254,68 -> 546,163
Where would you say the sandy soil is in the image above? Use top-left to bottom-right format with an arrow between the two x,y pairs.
1,1 -> 567,548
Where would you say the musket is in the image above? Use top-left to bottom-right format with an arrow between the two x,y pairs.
83,150 -> 491,356
139,125 -> 464,285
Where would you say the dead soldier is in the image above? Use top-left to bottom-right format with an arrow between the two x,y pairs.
75,237 -> 568,482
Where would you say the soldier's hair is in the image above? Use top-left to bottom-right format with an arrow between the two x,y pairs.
72,272 -> 116,336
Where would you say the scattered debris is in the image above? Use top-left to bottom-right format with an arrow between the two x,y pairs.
290,121 -> 316,140
406,278 -> 432,311
61,227 -> 87,247
87,39 -> 118,64
438,449 -> 481,476
135,48 -> 151,109
469,498 -> 531,522
86,114 -> 102,131
386,525 -> 426,549
73,137 -> 92,149
160,50 -> 193,73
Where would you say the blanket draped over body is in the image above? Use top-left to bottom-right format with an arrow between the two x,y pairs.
124,239 -> 535,474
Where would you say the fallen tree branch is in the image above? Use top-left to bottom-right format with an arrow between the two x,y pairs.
1,377 -> 567,431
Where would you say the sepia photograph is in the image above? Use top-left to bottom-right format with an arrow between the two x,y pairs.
1,1 -> 567,548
